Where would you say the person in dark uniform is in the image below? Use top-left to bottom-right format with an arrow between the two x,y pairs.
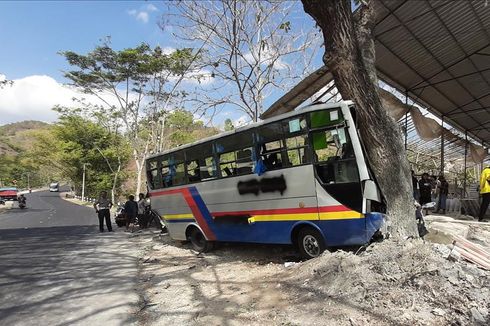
94,191 -> 113,232
418,173 -> 432,206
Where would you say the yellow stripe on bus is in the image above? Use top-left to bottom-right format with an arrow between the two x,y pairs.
319,211 -> 364,220
163,213 -> 194,220
248,211 -> 363,223
248,213 -> 319,223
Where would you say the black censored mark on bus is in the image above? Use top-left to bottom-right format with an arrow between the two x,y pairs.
237,175 -> 287,196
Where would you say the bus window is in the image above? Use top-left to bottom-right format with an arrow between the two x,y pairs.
311,127 -> 359,184
161,152 -> 185,187
256,122 -> 285,171
285,134 -> 310,166
200,156 -> 216,180
216,132 -> 254,177
283,115 -> 307,135
185,143 -> 216,183
146,159 -> 161,189
310,109 -> 343,128
187,160 -> 201,182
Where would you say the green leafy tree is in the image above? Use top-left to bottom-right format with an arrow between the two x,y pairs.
164,109 -> 217,148
28,116 -> 131,200
60,41 -> 201,195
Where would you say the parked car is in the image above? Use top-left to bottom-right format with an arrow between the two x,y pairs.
0,187 -> 18,201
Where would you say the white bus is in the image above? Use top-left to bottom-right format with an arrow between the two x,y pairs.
146,101 -> 385,259
49,182 -> 60,192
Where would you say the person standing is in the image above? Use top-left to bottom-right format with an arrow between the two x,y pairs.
137,193 -> 148,228
124,195 -> 138,232
435,175 -> 449,214
94,191 -> 113,232
478,165 -> 490,222
418,173 -> 432,206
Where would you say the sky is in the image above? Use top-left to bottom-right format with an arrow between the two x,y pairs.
0,0 -> 322,127
0,1 -> 175,125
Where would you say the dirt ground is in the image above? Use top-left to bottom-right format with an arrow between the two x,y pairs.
134,220 -> 490,326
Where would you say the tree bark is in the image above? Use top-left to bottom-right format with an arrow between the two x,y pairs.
302,0 -> 417,238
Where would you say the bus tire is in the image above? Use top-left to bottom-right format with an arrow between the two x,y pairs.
297,227 -> 326,259
188,227 -> 214,253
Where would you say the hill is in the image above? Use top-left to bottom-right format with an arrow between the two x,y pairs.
0,121 -> 50,155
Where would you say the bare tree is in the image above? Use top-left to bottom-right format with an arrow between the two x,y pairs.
301,0 -> 418,238
164,0 -> 320,122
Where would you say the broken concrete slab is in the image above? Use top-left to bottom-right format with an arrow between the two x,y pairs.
425,221 -> 470,245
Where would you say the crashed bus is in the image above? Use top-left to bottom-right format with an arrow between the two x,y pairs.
146,101 -> 386,259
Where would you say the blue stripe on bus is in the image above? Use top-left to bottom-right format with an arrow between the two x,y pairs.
166,219 -> 195,223
199,212 -> 383,247
188,186 -> 217,234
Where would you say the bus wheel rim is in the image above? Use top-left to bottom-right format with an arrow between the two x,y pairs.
303,235 -> 320,257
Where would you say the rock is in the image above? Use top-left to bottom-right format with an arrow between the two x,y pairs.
448,248 -> 461,262
284,262 -> 296,268
432,308 -> 446,316
163,282 -> 170,289
470,307 -> 486,324
448,276 -> 459,286
425,222 -> 470,245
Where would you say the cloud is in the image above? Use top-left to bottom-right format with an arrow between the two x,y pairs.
0,75 -> 120,125
161,46 -> 176,55
146,4 -> 158,12
235,115 -> 251,127
136,11 -> 149,23
128,4 -> 158,24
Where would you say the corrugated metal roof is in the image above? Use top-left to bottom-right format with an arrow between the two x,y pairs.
261,0 -> 490,147
374,0 -> 490,145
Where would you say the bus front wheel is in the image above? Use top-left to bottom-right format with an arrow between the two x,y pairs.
188,227 -> 214,253
297,227 -> 326,259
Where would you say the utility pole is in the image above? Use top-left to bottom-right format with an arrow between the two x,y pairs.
81,163 -> 89,202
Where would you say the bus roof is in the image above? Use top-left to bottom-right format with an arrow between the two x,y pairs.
146,100 -> 354,160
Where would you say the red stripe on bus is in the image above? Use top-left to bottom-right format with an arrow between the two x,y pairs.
211,205 -> 351,217
149,188 -> 184,197
149,187 -> 216,240
181,188 -> 216,241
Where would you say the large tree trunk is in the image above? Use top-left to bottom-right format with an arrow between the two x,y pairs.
302,0 -> 417,238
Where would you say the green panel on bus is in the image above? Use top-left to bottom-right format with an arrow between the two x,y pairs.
312,132 -> 328,150
310,109 -> 343,128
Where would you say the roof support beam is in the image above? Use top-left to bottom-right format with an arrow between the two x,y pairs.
408,43 -> 490,91
411,67 -> 490,92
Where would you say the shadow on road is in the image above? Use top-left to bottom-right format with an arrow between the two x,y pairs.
0,226 -> 139,326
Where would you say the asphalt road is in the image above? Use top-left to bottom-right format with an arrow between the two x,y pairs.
0,190 -> 140,326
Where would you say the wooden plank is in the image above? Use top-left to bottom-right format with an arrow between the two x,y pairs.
453,236 -> 490,260
452,244 -> 490,270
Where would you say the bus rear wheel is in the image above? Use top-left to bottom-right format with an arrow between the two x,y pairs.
188,227 -> 214,253
297,227 -> 326,259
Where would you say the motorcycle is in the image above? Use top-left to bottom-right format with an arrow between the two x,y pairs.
114,203 -> 126,227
